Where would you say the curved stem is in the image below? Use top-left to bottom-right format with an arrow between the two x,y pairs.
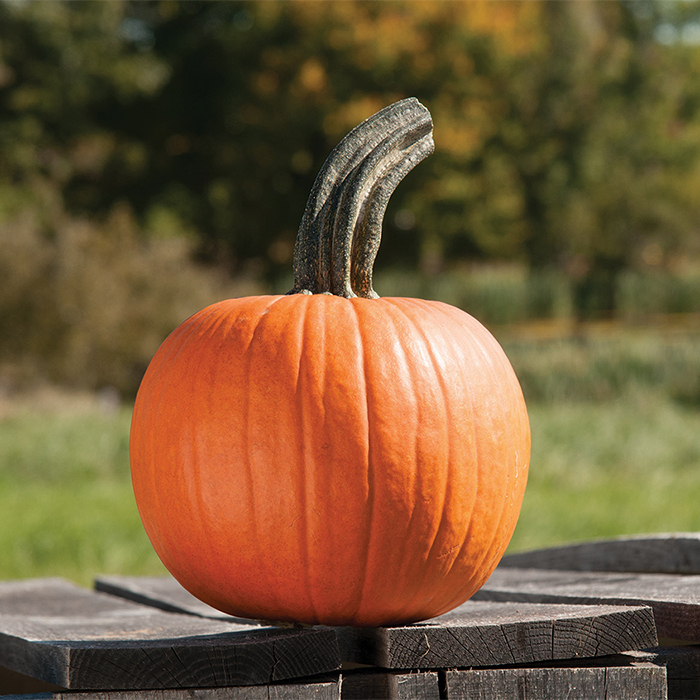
341,118 -> 434,298
290,98 -> 434,298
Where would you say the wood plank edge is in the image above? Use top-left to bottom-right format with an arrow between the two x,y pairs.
93,577 -> 199,618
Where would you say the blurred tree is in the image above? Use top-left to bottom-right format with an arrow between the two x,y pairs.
1,0 -> 700,317
491,1 -> 700,317
0,1 -> 169,213
65,0 -> 546,278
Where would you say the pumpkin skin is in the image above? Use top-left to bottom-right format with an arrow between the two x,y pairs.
130,292 -> 529,626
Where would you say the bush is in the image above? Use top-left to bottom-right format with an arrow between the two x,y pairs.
377,264 -> 700,326
617,270 -> 700,321
0,200 -> 264,395
375,265 -> 574,325
503,333 -> 700,405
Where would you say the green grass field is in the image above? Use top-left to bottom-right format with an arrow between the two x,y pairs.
512,392 -> 700,551
1,329 -> 699,586
0,392 -> 167,585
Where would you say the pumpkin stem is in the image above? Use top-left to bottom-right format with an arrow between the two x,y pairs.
289,98 -> 434,298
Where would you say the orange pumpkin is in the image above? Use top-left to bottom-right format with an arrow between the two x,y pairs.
130,99 -> 530,627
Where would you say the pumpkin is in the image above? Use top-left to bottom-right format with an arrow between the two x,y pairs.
130,98 -> 530,627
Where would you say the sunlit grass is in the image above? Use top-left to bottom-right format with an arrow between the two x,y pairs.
510,391 -> 700,552
0,480 -> 166,586
0,395 -> 166,585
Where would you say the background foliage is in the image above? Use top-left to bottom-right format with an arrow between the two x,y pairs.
1,0 -> 700,583
2,0 -> 700,394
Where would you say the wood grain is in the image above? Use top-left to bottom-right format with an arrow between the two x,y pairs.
337,600 -> 657,669
501,533 -> 700,574
0,578 -> 339,690
95,576 -> 658,670
621,646 -> 700,700
477,567 -> 700,641
0,679 -> 339,700
444,664 -> 667,700
340,670 -> 439,699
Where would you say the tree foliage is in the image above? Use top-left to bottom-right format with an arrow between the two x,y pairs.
2,0 -> 700,314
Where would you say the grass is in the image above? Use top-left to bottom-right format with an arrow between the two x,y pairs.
504,329 -> 700,550
511,390 -> 700,552
0,390 -> 166,586
0,481 -> 165,585
0,330 -> 699,585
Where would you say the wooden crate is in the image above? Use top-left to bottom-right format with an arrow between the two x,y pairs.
4,534 -> 700,699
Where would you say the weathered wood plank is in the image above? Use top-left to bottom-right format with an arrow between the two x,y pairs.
439,642 -> 696,699
444,664 -> 667,700
477,567 -> 700,641
0,578 -> 339,690
340,669 -> 439,699
501,533 -> 700,574
0,678 -> 340,700
94,575 -> 237,621
95,575 -> 658,670
13,651 -> 683,700
653,647 -> 700,700
337,600 -> 657,669
613,647 -> 700,700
